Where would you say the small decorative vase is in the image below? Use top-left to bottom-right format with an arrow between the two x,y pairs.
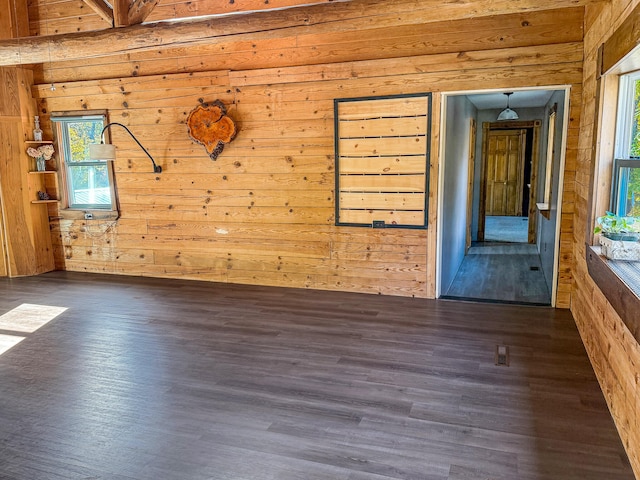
36,156 -> 46,171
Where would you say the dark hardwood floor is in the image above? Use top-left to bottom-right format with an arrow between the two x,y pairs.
0,272 -> 632,480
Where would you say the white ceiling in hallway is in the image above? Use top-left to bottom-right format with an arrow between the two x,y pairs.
466,90 -> 556,110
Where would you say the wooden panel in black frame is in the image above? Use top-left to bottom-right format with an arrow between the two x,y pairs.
333,92 -> 432,229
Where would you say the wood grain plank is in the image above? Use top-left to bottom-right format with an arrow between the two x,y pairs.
339,174 -> 425,191
339,192 -> 425,210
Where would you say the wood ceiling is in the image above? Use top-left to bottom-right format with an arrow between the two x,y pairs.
0,0 -> 601,67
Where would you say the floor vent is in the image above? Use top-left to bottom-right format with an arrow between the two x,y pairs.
530,266 -> 540,271
495,345 -> 510,366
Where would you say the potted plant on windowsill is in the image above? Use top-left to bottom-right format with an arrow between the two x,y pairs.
595,212 -> 640,239
595,212 -> 640,260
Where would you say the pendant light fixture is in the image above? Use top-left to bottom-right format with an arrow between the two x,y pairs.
497,92 -> 519,121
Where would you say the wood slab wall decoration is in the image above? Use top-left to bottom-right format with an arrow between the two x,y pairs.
187,100 -> 237,160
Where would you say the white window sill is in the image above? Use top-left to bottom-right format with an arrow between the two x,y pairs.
51,209 -> 120,221
536,203 -> 551,220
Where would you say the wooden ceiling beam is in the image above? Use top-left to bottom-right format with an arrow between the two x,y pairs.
82,0 -> 160,28
81,0 -> 114,26
0,0 -> 596,67
1,0 -> 29,39
112,0 -> 130,27
128,0 -> 160,25
0,0 -> 352,66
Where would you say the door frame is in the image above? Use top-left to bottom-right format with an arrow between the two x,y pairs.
436,86 -> 571,307
478,121 -> 541,243
0,192 -> 7,277
465,118 -> 476,252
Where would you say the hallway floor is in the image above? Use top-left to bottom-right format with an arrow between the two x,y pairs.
443,243 -> 551,305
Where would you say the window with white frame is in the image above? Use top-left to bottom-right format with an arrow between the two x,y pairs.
52,114 -> 117,211
612,71 -> 640,216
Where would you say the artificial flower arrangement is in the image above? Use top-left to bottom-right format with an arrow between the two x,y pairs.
26,144 -> 55,171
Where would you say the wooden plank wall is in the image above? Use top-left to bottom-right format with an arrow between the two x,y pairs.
572,1 -> 640,477
0,67 -> 55,277
30,0 -> 584,301
0,0 -> 55,277
0,0 -> 54,276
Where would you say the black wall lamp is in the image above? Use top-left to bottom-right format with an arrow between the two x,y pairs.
89,122 -> 162,173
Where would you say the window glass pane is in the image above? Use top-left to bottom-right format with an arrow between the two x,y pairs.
68,164 -> 112,207
613,75 -> 640,216
618,166 -> 640,216
53,114 -> 115,211
65,120 -> 104,164
632,79 -> 640,157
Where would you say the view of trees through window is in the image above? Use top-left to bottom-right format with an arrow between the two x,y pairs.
622,79 -> 640,216
59,117 -> 113,208
631,79 -> 640,157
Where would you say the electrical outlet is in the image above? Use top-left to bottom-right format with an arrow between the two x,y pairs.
84,213 -> 93,220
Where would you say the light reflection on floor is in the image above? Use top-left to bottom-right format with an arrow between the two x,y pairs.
0,334 -> 25,355
0,303 -> 67,356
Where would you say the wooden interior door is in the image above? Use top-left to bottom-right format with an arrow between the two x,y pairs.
484,129 -> 526,216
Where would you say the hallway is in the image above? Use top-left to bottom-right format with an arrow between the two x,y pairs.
443,243 -> 551,305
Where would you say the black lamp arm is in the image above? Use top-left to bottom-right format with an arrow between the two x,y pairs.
100,122 -> 162,173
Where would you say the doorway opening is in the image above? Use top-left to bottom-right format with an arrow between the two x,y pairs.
484,216 -> 528,243
478,121 -> 540,246
437,87 -> 569,306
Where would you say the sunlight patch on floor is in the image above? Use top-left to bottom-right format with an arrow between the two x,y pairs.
0,303 -> 67,333
0,334 -> 25,355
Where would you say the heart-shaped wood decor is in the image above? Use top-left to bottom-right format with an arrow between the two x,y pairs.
187,100 -> 237,160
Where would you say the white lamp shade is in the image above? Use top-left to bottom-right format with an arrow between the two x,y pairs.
497,107 -> 519,121
89,143 -> 116,161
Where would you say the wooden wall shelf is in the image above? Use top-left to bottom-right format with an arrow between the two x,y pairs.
26,164 -> 59,209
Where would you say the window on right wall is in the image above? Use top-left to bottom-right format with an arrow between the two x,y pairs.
586,25 -> 640,332
611,71 -> 640,217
